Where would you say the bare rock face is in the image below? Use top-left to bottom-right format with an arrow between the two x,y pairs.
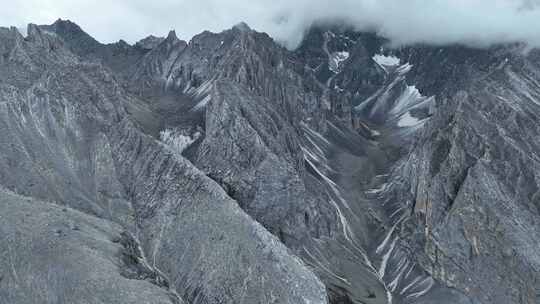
136,35 -> 166,51
0,25 -> 130,224
130,31 -> 187,94
195,80 -> 336,243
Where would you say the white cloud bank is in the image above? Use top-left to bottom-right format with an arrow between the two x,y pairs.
2,0 -> 540,49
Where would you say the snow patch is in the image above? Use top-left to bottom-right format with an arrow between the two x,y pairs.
329,51 -> 350,73
376,219 -> 400,254
357,120 -> 381,137
400,276 -> 423,295
389,259 -> 410,292
390,86 -> 424,116
366,182 -> 390,195
192,95 -> 212,111
303,247 -> 350,284
379,237 -> 397,279
396,63 -> 413,75
397,112 -> 423,127
373,54 -> 400,67
160,129 -> 200,154
406,277 -> 435,299
193,79 -> 213,97
302,123 -> 331,146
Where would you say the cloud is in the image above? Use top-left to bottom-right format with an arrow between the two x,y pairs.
2,0 -> 540,49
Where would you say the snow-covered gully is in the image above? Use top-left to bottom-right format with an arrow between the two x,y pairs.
300,55 -> 438,301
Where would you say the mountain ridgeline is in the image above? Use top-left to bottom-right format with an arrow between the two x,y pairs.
0,19 -> 539,304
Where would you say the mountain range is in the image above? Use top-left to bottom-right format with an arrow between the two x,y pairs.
0,19 -> 539,304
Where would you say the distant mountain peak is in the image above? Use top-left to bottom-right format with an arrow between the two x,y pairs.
39,18 -> 100,52
166,30 -> 178,40
26,23 -> 61,46
233,21 -> 251,32
135,35 -> 165,50
53,18 -> 72,25
50,18 -> 87,35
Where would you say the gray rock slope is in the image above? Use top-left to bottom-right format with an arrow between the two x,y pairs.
0,187 -> 179,304
0,24 -> 328,304
2,18 -> 540,304
381,46 -> 540,304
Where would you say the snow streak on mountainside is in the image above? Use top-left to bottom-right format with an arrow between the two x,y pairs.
0,19 -> 539,304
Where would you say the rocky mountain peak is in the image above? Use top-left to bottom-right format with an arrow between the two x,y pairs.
42,18 -> 101,53
159,30 -> 186,50
166,30 -> 178,40
232,21 -> 252,32
135,35 -> 165,50
51,18 -> 86,34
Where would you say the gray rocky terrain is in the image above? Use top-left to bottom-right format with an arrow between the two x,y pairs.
0,18 -> 539,304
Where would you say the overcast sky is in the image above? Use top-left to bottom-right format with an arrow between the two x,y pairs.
2,0 -> 540,49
